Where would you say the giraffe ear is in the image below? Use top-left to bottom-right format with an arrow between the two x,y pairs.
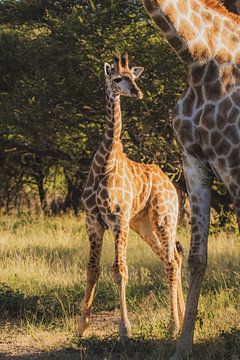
132,67 -> 144,79
104,62 -> 112,77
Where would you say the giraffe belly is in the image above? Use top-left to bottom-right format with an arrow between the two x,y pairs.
195,100 -> 240,180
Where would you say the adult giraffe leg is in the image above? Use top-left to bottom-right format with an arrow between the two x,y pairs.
79,215 -> 104,336
171,155 -> 213,360
111,220 -> 131,338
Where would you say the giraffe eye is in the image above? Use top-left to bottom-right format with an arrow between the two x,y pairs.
114,78 -> 122,83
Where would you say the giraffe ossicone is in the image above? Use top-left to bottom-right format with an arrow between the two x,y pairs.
80,52 -> 185,339
142,0 -> 240,359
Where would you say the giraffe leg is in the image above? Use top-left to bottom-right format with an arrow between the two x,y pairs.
111,221 -> 131,339
131,204 -> 184,337
171,156 -> 213,360
149,191 -> 183,337
151,224 -> 181,337
79,216 -> 104,337
176,246 -> 185,328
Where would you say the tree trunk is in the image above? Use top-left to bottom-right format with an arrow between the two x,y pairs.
63,170 -> 86,215
36,174 -> 49,214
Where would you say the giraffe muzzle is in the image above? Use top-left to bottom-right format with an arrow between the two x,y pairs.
130,85 -> 144,99
132,89 -> 143,99
137,90 -> 144,99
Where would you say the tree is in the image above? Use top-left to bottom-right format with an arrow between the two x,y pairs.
0,0 -> 233,221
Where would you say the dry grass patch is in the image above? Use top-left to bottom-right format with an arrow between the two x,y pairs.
0,215 -> 239,359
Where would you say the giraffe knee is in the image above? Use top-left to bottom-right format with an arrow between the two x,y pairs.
165,258 -> 179,282
113,264 -> 128,284
87,266 -> 101,284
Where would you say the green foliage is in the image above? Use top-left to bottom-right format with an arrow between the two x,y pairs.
0,0 -> 233,220
0,0 -> 186,212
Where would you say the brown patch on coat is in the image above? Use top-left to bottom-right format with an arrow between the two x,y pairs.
165,4 -> 177,23
210,131 -> 222,146
183,91 -> 195,117
169,36 -> 184,52
205,61 -> 219,82
177,0 -> 188,13
196,127 -> 210,145
153,14 -> 171,32
215,139 -> 231,155
228,106 -> 239,123
191,13 -> 203,28
201,9 -> 213,22
204,79 -> 224,101
228,147 -> 240,167
216,49 -> 233,63
178,119 -> 194,144
191,64 -> 207,84
200,104 -> 216,128
218,98 -> 232,115
178,19 -> 196,42
223,125 -> 239,144
190,43 -> 211,61
143,0 -> 156,13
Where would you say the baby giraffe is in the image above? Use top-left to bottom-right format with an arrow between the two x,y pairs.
80,53 -> 185,339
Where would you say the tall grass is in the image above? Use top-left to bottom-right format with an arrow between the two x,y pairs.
0,214 -> 239,358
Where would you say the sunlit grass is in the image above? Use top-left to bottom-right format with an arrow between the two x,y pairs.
0,214 -> 239,358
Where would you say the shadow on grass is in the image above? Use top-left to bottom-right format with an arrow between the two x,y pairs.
0,329 -> 239,360
0,284 -> 39,318
0,280 -> 168,325
0,283 -> 84,323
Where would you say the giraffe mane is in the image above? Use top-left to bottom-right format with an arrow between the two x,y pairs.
202,0 -> 240,23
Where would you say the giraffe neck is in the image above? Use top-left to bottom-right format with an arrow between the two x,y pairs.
90,89 -> 123,176
143,0 -> 239,67
103,90 -> 122,145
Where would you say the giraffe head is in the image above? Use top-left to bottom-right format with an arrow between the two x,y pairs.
104,53 -> 144,99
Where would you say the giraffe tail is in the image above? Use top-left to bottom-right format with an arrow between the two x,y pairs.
176,241 -> 184,257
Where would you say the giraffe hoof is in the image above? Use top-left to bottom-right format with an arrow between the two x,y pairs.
119,320 -> 132,339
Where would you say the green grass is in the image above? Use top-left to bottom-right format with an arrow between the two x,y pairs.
0,215 -> 239,359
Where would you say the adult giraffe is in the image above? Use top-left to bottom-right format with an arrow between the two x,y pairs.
142,0 -> 240,359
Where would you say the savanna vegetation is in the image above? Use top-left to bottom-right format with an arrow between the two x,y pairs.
0,0 -> 233,221
0,215 -> 239,359
0,1 -> 239,359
